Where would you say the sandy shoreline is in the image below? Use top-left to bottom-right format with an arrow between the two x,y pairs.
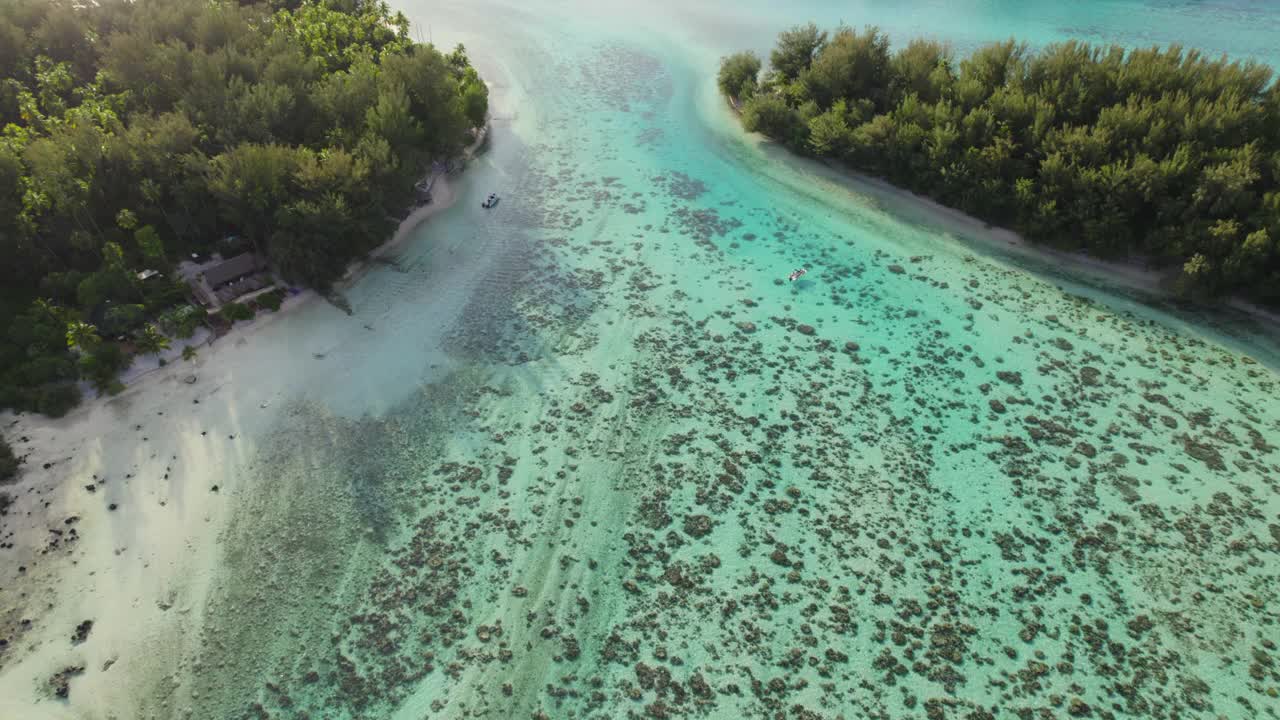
766,145 -> 1280,339
105,173 -> 462,396
726,95 -> 1280,340
838,162 -> 1280,336
347,172 -> 459,281
3,72 -> 1276,713
0,169 -> 464,717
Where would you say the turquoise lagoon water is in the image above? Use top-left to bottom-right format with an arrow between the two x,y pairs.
145,1 -> 1280,718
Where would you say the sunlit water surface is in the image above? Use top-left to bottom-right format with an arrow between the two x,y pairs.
70,1 -> 1280,718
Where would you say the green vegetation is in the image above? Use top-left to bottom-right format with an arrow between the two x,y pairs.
0,434 -> 17,483
717,52 -> 762,102
220,302 -> 255,323
723,25 -> 1280,302
159,305 -> 207,339
0,0 -> 487,415
255,288 -> 287,312
134,324 -> 170,356
33,383 -> 81,418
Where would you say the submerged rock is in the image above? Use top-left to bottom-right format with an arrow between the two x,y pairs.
682,514 -> 713,538
71,620 -> 93,645
48,665 -> 84,699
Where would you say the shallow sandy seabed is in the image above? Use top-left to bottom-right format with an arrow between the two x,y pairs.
2,1 -> 1280,719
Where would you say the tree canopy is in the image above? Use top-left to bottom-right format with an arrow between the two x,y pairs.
0,433 -> 16,483
717,52 -> 762,102
770,23 -> 827,83
724,25 -> 1280,303
0,0 -> 488,415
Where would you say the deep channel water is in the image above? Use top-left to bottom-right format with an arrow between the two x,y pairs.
181,1 -> 1280,718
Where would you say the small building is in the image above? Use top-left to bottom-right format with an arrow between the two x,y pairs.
191,253 -> 272,308
201,252 -> 265,289
136,269 -> 161,281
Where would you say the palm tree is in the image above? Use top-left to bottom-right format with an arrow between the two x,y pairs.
65,321 -> 101,354
182,345 -> 198,362
135,324 -> 171,356
36,298 -> 71,325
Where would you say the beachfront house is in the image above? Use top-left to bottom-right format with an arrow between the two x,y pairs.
189,252 -> 273,309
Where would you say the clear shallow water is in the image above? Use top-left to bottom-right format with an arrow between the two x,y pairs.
150,1 -> 1280,718
673,0 -> 1280,67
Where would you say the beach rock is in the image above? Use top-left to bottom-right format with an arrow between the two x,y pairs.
183,375 -> 197,384
682,514 -> 713,538
562,635 -> 581,660
48,665 -> 84,699
71,620 -> 93,645
689,672 -> 713,698
996,370 -> 1023,385
1182,436 -> 1225,470
1068,698 -> 1092,716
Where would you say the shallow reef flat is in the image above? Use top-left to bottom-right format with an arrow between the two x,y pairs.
174,16 -> 1280,720
4,2 -> 1278,718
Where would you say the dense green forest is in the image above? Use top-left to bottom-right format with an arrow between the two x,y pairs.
0,0 -> 487,417
720,25 -> 1280,302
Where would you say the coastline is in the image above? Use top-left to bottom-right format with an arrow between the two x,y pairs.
834,161 -> 1280,336
102,171 -> 463,398
0,4 -> 1276,715
0,313 -> 287,716
381,174 -> 458,261
344,171 -> 460,283
730,100 -> 1280,342
0,166 -> 466,483
338,117 -> 487,286
0,165 -> 467,716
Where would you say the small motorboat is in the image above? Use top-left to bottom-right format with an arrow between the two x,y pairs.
788,267 -> 807,282
482,193 -> 499,208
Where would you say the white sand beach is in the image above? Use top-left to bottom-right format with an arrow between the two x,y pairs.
0,177 -> 462,718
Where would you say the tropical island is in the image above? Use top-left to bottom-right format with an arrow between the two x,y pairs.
0,0 -> 487,420
719,24 -> 1280,305
2,2 -> 1280,717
